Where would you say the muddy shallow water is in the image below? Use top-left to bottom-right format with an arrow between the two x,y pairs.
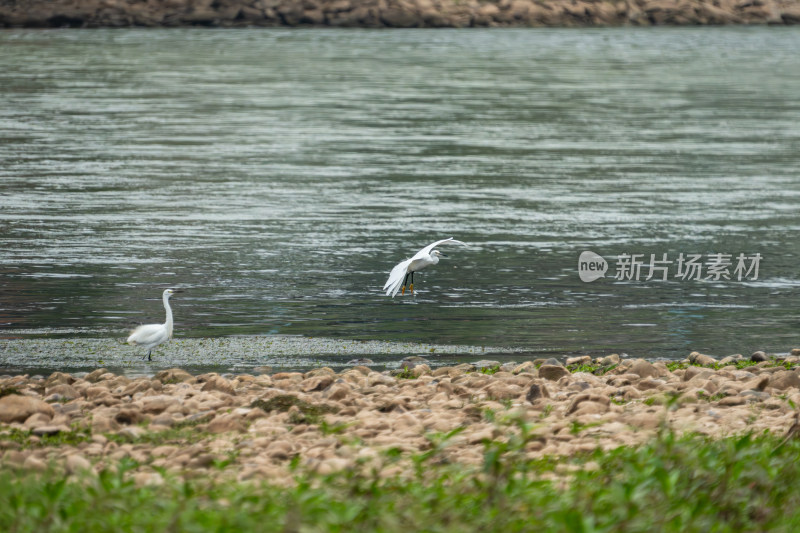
0,336 -> 521,377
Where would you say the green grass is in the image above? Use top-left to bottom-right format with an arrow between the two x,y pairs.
696,391 -> 727,402
251,394 -> 338,425
666,361 -> 688,372
0,386 -> 20,398
566,362 -> 618,375
4,429 -> 800,532
466,365 -> 502,375
667,359 -> 790,372
0,416 -> 217,449
394,367 -> 417,379
104,425 -> 211,446
0,427 -> 92,449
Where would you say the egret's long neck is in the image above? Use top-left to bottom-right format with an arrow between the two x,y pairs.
163,295 -> 174,338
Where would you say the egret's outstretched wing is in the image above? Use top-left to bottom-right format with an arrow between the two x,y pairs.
127,324 -> 166,346
384,258 -> 412,297
410,237 -> 468,261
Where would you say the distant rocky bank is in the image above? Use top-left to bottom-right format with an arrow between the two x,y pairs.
1,0 -> 799,28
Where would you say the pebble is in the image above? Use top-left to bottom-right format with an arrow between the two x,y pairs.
0,352 -> 798,483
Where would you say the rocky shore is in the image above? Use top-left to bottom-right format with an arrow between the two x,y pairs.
1,0 -> 799,28
2,349 -> 800,485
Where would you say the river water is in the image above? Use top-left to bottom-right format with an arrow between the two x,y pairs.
1,27 -> 799,375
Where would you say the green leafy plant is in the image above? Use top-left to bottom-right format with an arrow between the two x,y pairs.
394,368 -> 416,380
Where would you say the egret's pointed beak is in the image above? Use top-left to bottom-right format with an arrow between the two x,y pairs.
438,252 -> 448,257
172,289 -> 185,293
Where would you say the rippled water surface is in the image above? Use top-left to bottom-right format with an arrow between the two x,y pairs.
1,27 -> 799,373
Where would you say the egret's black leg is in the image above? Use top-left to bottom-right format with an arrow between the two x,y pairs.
147,350 -> 152,362
401,272 -> 410,295
410,271 -> 415,294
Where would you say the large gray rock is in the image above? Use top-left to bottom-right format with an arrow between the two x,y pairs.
207,414 -> 245,434
155,368 -> 193,384
566,393 -> 610,415
629,359 -> 659,379
301,375 -> 334,392
483,382 -> 522,401
597,353 -> 621,366
688,351 -> 718,367
525,382 -> 550,403
201,376 -> 235,395
0,395 -> 54,423
683,366 -> 714,382
566,355 -> 592,366
769,370 -> 800,391
141,395 -> 181,414
513,361 -> 537,375
45,372 -> 75,388
305,367 -> 335,378
45,383 -> 79,400
538,365 -> 570,382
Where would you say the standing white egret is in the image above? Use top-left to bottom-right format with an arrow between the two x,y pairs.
127,288 -> 182,361
383,238 -> 468,297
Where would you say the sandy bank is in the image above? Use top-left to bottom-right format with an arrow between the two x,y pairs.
2,349 -> 800,484
1,0 -> 799,28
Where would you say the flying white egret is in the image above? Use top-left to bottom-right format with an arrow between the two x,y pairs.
127,288 -> 182,361
383,238 -> 468,297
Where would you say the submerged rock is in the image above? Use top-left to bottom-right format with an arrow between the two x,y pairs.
473,360 -> 502,370
345,359 -> 374,366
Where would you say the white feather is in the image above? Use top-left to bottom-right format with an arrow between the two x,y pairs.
127,289 -> 176,359
383,238 -> 468,297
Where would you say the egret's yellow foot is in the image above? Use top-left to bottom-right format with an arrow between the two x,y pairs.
401,285 -> 406,295
409,283 -> 414,294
